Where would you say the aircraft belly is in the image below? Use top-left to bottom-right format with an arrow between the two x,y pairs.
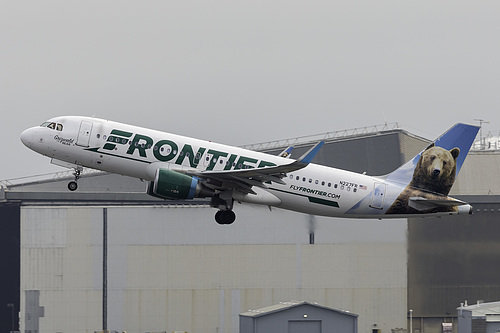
91,153 -> 150,180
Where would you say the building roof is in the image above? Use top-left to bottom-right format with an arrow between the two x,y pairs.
458,301 -> 500,321
239,301 -> 358,318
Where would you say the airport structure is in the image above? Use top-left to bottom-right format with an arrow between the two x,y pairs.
1,123 -> 500,333
239,300 -> 358,333
457,301 -> 500,333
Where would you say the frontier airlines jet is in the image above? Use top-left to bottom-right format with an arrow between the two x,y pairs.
21,116 -> 479,224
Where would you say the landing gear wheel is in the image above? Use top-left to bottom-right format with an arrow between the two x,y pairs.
215,210 -> 236,225
68,181 -> 78,191
68,168 -> 81,192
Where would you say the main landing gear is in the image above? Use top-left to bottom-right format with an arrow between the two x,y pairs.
215,210 -> 236,225
211,192 -> 236,225
67,167 -> 82,191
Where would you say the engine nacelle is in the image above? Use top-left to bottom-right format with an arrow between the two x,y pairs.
148,169 -> 214,200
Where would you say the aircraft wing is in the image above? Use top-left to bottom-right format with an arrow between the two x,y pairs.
181,141 -> 324,194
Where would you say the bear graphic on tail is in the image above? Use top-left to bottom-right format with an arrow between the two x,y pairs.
385,143 -> 460,214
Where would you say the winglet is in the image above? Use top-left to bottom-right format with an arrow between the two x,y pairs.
278,146 -> 294,158
297,141 -> 324,164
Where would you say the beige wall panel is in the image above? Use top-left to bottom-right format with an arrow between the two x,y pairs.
452,152 -> 500,195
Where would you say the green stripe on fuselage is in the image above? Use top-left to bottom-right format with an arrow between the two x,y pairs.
308,197 -> 339,208
271,188 -> 340,208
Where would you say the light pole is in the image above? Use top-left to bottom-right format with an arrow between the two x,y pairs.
7,303 -> 14,333
409,309 -> 413,333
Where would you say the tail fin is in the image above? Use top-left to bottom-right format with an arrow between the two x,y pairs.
385,123 -> 480,192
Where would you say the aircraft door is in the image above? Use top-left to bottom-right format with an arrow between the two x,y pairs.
369,182 -> 386,210
76,121 -> 93,147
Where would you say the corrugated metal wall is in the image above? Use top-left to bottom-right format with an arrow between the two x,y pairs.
408,197 -> 500,320
20,205 -> 407,333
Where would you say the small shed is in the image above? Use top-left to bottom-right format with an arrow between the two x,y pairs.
457,301 -> 500,333
240,301 -> 358,333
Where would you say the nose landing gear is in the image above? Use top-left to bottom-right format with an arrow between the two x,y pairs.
67,167 -> 82,191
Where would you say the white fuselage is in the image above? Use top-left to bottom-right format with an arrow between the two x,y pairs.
20,116 -> 469,219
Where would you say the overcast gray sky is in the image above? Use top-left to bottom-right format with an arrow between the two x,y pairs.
1,1 -> 499,180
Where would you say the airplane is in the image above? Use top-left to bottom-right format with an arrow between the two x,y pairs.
20,116 -> 479,224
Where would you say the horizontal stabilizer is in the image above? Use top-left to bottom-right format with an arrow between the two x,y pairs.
408,196 -> 467,211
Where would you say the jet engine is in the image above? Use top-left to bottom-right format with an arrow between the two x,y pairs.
147,169 -> 214,200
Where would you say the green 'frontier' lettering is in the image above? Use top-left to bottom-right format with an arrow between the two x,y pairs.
206,149 -> 228,171
127,134 -> 153,157
109,130 -> 278,171
153,140 -> 178,162
175,144 -> 206,168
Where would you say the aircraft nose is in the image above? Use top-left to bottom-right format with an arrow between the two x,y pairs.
20,128 -> 35,148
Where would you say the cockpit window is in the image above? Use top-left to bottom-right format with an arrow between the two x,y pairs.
40,122 -> 63,131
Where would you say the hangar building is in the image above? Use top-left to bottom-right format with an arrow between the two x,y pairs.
1,123 -> 499,333
239,300 -> 358,333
